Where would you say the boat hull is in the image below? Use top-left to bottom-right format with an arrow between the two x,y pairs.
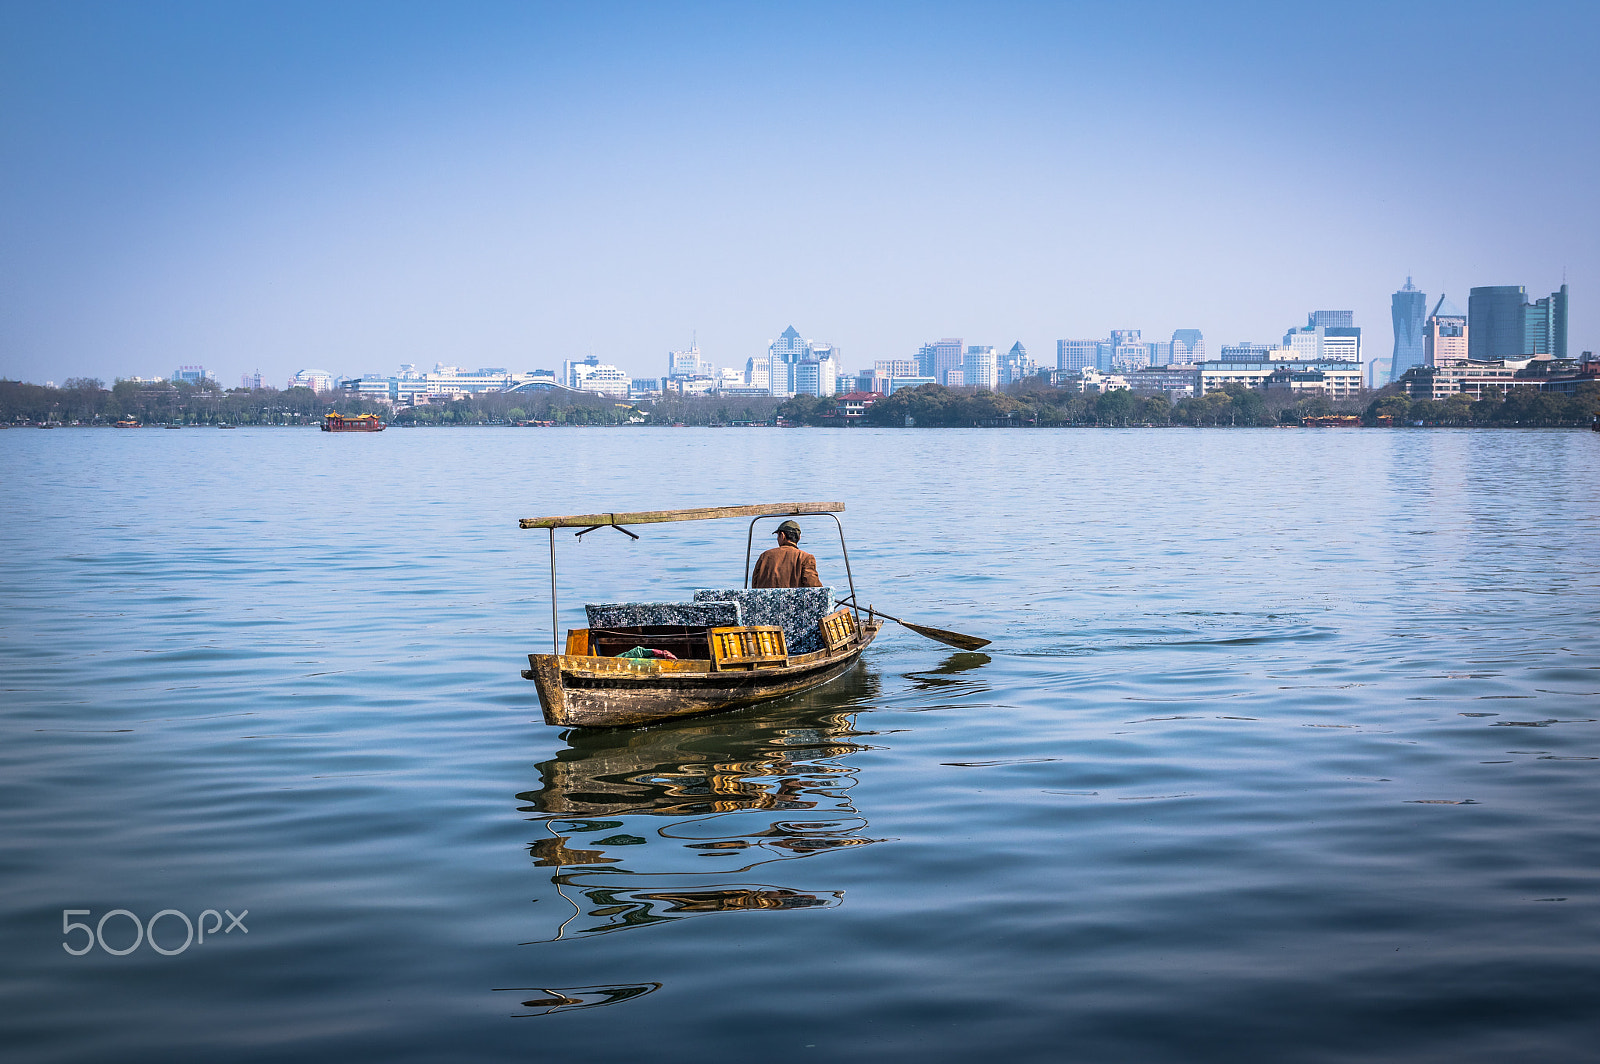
525,621 -> 881,728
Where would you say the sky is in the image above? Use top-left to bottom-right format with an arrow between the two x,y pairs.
2,0 -> 1597,387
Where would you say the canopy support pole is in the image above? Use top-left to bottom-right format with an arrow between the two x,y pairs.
549,527 -> 559,656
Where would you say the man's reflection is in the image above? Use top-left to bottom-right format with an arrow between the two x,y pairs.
515,671 -> 882,939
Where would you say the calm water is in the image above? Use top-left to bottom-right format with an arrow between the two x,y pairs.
2,426 -> 1597,1063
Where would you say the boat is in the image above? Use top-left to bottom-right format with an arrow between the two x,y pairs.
114,418 -> 140,428
519,502 -> 883,729
321,413 -> 386,432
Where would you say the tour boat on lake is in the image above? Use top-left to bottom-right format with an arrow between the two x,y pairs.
321,413 -> 386,432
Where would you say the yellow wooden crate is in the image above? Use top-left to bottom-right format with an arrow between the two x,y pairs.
818,608 -> 859,652
708,625 -> 789,670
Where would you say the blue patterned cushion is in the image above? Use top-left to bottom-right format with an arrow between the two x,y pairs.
693,587 -> 838,655
585,601 -> 743,630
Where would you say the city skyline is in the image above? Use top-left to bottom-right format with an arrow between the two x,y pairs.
2,3 -> 1595,387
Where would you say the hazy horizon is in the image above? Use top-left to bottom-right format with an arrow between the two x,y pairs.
3,1 -> 1596,387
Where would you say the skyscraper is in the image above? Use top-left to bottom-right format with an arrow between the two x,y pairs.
917,338 -> 964,381
1310,311 -> 1354,329
1468,286 -> 1527,361
1057,339 -> 1098,373
962,346 -> 998,390
1390,278 -> 1427,383
1523,284 -> 1569,358
1424,295 -> 1467,366
1170,329 -> 1205,365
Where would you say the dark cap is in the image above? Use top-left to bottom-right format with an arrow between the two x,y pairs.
776,519 -> 802,540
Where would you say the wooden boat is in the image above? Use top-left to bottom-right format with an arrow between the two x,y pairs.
321,412 -> 386,432
114,418 -> 140,428
519,502 -> 882,729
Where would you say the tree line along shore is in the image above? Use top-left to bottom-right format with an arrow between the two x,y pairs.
3,374 -> 1596,429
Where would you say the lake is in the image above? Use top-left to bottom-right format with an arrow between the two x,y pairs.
2,425 -> 1597,1063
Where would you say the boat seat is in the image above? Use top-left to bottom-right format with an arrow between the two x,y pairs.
584,600 -> 743,631
693,587 -> 838,655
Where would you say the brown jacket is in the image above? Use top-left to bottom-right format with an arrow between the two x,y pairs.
751,543 -> 822,588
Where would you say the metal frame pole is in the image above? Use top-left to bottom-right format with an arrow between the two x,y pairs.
549,527 -> 559,655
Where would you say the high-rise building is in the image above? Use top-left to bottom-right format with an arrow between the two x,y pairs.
745,357 -> 771,391
667,344 -> 712,379
1523,284 -> 1568,358
1322,328 -> 1361,363
1424,295 -> 1468,366
997,342 -> 1035,387
1390,278 -> 1427,383
962,346 -> 998,390
917,338 -> 964,381
876,359 -> 919,378
1468,286 -> 1527,361
766,325 -> 838,397
1170,330 -> 1205,365
1102,330 -> 1148,372
1057,339 -> 1099,373
1309,311 -> 1354,328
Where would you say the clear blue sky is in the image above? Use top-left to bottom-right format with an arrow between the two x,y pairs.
2,0 -> 1596,385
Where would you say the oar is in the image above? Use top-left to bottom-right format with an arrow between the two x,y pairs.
845,601 -> 991,651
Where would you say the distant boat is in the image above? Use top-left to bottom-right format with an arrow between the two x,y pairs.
114,418 -> 140,428
217,424 -> 237,429
321,413 -> 386,432
164,424 -> 182,429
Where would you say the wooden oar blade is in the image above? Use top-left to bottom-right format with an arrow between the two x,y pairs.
896,619 -> 991,651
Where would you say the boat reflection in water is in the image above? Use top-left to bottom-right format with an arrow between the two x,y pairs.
514,665 -> 883,941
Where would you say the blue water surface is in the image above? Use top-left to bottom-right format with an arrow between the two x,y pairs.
1,425 -> 1596,1063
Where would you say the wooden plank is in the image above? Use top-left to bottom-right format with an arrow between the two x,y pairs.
520,501 -> 844,530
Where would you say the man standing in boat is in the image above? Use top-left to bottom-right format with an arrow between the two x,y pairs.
752,520 -> 823,589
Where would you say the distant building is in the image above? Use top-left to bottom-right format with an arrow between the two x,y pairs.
793,358 -> 837,398
834,391 -> 880,421
855,369 -> 890,394
1424,295 -> 1468,366
1220,342 -> 1278,362
1129,365 -> 1201,397
1309,310 -> 1354,328
171,365 -> 211,384
240,370 -> 263,390
289,369 -> 334,393
917,338 -> 964,382
887,376 -> 936,394
1468,286 -> 1527,361
667,344 -> 714,380
745,357 -> 771,392
1057,368 -> 1130,394
997,342 -> 1035,387
942,368 -> 965,387
962,346 -> 998,390
1523,284 -> 1569,358
1368,358 -> 1392,390
1399,358 -> 1540,402
1104,330 -> 1148,372
562,356 -> 631,397
1390,278 -> 1427,384
1196,357 -> 1363,399
1170,329 -> 1205,365
1057,339 -> 1099,373
876,359 -> 919,378
767,325 -> 838,397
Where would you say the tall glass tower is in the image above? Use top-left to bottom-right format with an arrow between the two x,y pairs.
1390,278 -> 1427,383
1523,284 -> 1569,358
1468,286 -> 1527,360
